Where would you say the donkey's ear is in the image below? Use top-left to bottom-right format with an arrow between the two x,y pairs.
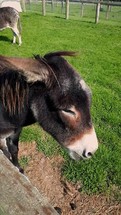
33,55 -> 56,88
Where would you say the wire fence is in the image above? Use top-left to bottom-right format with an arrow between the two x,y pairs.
22,0 -> 121,22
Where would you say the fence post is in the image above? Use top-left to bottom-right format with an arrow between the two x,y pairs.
61,0 -> 64,13
95,1 -> 101,23
21,0 -> 26,12
106,4 -> 110,19
42,0 -> 46,16
66,0 -> 69,19
51,0 -> 54,12
80,2 -> 84,17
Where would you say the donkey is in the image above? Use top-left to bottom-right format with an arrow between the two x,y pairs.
0,51 -> 98,172
0,7 -> 22,45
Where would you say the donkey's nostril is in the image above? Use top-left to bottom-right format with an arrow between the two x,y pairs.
87,152 -> 92,157
82,150 -> 92,158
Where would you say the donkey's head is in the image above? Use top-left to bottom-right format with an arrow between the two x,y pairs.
32,51 -> 98,160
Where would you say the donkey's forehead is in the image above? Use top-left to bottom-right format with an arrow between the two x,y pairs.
80,79 -> 91,95
80,79 -> 87,91
61,74 -> 91,96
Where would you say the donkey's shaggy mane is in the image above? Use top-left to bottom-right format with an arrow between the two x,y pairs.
0,68 -> 28,115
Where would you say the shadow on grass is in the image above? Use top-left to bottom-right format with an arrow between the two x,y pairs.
54,15 -> 95,24
0,35 -> 11,43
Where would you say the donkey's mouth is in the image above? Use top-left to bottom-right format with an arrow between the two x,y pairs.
68,150 -> 92,161
68,150 -> 82,161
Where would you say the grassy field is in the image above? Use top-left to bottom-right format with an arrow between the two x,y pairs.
0,10 -> 121,198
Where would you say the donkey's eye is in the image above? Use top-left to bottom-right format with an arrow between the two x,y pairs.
63,109 -> 75,116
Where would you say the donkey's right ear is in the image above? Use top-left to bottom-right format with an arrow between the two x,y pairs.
34,55 -> 56,88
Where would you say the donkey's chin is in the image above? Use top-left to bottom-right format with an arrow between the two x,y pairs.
68,150 -> 87,161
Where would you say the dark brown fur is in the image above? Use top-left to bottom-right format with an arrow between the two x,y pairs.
0,51 -> 98,172
0,52 -> 76,115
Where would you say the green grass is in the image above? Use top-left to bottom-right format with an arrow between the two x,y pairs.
0,208 -> 7,215
0,9 -> 121,198
19,155 -> 30,169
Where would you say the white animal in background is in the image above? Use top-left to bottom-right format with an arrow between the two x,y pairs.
0,7 -> 22,45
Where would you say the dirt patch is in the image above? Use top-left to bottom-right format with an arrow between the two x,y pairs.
19,142 -> 121,215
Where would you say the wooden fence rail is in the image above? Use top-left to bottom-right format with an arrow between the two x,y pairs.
0,150 -> 58,215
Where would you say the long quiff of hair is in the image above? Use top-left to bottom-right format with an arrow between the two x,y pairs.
0,68 -> 29,115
